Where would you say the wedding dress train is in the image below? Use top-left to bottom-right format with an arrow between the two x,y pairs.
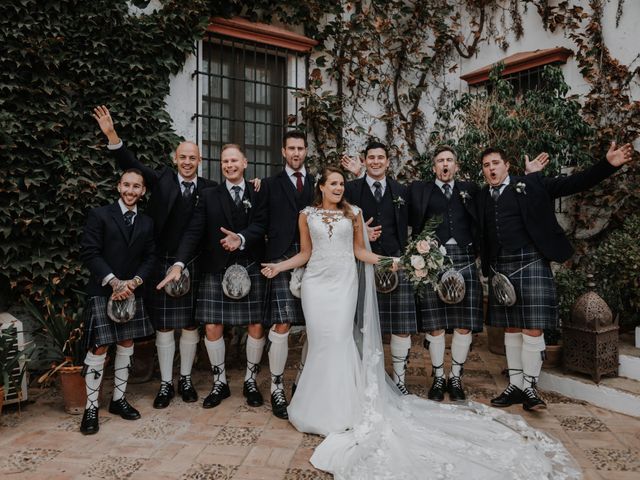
289,206 -> 580,480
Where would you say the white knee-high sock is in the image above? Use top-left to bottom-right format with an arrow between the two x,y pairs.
504,332 -> 524,389
390,334 -> 412,386
245,334 -> 266,382
295,339 -> 308,385
268,329 -> 289,393
426,333 -> 445,378
156,330 -> 175,384
112,344 -> 134,401
84,351 -> 106,409
204,336 -> 226,384
450,331 -> 472,378
522,334 -> 546,390
179,328 -> 199,377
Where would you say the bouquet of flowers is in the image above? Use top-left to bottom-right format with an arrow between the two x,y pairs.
378,217 -> 451,296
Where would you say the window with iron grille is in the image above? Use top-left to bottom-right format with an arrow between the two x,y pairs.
195,32 -> 309,182
469,64 -> 549,95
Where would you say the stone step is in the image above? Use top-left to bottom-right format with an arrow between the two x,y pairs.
619,332 -> 640,381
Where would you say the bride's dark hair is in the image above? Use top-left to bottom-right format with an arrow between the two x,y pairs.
312,166 -> 358,224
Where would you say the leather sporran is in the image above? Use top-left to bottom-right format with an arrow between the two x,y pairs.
374,265 -> 398,293
289,267 -> 305,298
222,264 -> 251,300
437,268 -> 466,304
107,296 -> 136,324
491,272 -> 517,306
164,266 -> 191,298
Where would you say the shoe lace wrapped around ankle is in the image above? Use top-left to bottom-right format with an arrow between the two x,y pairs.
272,387 -> 287,406
85,407 -> 98,420
180,375 -> 193,390
432,376 -> 446,389
158,381 -> 172,396
396,382 -> 409,395
449,376 -> 463,390
245,379 -> 258,393
211,382 -> 226,395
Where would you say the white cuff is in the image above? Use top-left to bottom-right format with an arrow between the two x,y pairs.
173,262 -> 185,269
102,273 -> 115,286
238,233 -> 246,251
107,140 -> 123,150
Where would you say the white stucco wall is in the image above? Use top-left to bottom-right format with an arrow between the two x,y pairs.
164,2 -> 639,156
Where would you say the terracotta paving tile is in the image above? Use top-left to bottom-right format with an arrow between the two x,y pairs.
232,464 -> 287,480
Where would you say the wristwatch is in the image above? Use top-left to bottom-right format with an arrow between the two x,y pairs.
133,276 -> 143,287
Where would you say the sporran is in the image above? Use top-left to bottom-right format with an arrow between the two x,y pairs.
437,268 -> 466,304
492,272 -> 517,307
222,264 -> 251,300
375,265 -> 399,293
164,266 -> 191,297
107,296 -> 136,324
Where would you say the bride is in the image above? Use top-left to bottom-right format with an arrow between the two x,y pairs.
261,166 -> 580,479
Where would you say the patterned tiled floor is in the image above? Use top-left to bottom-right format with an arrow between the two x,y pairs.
1,331 -> 639,479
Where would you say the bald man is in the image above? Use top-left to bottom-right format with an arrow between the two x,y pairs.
94,106 -> 217,409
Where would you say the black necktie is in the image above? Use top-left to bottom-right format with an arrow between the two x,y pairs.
491,185 -> 502,201
123,210 -> 135,227
231,185 -> 242,207
442,183 -> 452,200
182,181 -> 194,200
373,181 -> 383,203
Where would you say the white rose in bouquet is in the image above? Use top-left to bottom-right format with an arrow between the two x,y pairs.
410,255 -> 426,270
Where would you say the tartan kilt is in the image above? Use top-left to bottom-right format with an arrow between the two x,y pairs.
487,245 -> 558,330
195,259 -> 265,326
82,296 -> 154,350
377,270 -> 417,334
146,254 -> 200,330
417,244 -> 483,333
264,244 -> 305,326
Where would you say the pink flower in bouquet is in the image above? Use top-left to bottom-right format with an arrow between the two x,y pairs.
416,240 -> 430,254
410,255 -> 425,270
414,269 -> 427,278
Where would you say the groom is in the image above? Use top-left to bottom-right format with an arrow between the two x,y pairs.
256,130 -> 315,419
343,141 -> 416,394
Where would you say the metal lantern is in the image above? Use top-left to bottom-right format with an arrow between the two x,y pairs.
562,276 -> 618,383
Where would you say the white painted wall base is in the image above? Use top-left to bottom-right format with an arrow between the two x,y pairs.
538,370 -> 640,418
635,326 -> 640,348
620,354 -> 640,381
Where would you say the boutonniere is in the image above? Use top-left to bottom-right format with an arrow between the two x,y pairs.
459,190 -> 471,203
514,182 -> 527,195
194,193 -> 200,207
392,196 -> 406,208
242,198 -> 252,211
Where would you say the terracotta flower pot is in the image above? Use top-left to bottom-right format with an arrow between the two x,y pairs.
486,325 -> 506,356
129,338 -> 156,384
58,365 -> 87,414
542,343 -> 563,369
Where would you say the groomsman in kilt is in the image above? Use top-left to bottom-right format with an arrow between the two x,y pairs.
79,169 -> 156,434
343,141 -> 416,395
159,144 -> 267,409
257,131 -> 315,419
408,145 -> 482,401
479,142 -> 634,411
93,106 -> 216,409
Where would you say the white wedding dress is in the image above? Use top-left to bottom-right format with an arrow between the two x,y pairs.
289,206 -> 581,480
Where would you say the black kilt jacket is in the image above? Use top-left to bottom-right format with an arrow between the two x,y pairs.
80,202 -> 156,298
478,160 -> 619,276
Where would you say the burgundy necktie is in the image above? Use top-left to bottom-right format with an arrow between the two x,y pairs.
293,172 -> 303,193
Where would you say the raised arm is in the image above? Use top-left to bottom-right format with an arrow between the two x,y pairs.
261,213 -> 312,278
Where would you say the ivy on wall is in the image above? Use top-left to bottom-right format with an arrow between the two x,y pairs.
0,0 -> 210,319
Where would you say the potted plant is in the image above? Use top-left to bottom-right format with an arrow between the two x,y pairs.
0,325 -> 35,413
23,299 -> 87,414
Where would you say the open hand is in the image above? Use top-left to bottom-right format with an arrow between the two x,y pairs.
340,154 -> 363,177
606,141 -> 634,167
156,265 -> 182,290
249,178 -> 261,192
220,227 -> 241,251
524,152 -> 549,174
92,105 -> 120,144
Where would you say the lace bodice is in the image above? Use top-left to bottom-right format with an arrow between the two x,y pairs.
303,206 -> 359,269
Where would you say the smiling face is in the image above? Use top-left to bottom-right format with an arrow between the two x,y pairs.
221,146 -> 247,184
364,147 -> 389,181
282,137 -> 307,171
173,142 -> 201,181
482,152 -> 510,187
320,171 -> 345,206
432,149 -> 459,183
118,171 -> 146,207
